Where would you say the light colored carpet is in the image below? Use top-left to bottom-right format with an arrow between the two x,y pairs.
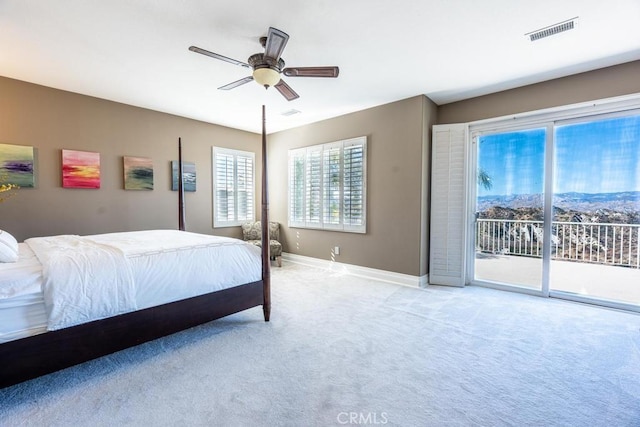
1,262 -> 640,426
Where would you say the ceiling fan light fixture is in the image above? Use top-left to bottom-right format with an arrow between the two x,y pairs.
253,68 -> 281,88
190,26 -> 340,100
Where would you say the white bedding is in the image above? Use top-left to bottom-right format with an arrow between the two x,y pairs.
0,243 -> 48,342
26,234 -> 137,331
0,243 -> 42,299
88,230 -> 262,310
0,230 -> 262,342
0,290 -> 48,343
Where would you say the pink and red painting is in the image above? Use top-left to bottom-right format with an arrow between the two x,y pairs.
62,149 -> 100,189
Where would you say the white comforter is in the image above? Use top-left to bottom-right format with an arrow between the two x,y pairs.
26,235 -> 135,330
23,230 -> 262,331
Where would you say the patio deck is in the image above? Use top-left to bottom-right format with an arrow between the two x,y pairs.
475,253 -> 640,305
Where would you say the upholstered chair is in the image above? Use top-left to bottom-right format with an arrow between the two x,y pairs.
241,221 -> 283,267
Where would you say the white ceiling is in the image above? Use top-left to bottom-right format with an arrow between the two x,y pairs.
1,0 -> 639,134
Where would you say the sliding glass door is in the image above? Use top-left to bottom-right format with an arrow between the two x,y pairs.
473,127 -> 547,291
550,114 -> 640,306
472,110 -> 640,309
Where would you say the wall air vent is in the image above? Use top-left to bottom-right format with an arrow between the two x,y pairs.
527,17 -> 577,41
281,109 -> 301,116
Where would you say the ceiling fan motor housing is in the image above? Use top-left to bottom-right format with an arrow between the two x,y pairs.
248,53 -> 285,72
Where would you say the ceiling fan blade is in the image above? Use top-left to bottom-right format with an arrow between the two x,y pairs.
218,76 -> 254,90
274,79 -> 300,101
189,46 -> 250,68
264,27 -> 289,61
283,67 -> 340,78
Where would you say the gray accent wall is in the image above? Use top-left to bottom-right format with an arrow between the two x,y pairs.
0,76 -> 260,242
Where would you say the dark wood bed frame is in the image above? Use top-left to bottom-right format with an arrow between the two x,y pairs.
0,106 -> 272,389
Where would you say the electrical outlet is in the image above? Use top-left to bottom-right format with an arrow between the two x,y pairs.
334,246 -> 340,255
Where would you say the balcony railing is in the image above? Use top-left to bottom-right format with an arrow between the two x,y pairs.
476,219 -> 640,268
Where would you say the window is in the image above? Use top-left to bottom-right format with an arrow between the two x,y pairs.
288,136 -> 367,233
212,147 -> 255,227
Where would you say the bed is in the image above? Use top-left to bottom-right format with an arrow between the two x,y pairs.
0,110 -> 272,389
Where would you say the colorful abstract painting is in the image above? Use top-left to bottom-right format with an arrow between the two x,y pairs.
124,156 -> 153,190
62,149 -> 100,189
0,143 -> 35,188
171,161 -> 196,192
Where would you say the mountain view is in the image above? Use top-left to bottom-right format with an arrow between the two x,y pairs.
474,114 -> 639,266
477,191 -> 640,224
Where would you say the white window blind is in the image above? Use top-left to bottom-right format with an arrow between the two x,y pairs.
289,150 -> 305,224
430,124 -> 467,287
212,147 -> 255,227
306,147 -> 322,226
343,140 -> 365,229
289,136 -> 367,233
323,143 -> 341,227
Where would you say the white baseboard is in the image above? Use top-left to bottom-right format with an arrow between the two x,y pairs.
281,253 -> 428,288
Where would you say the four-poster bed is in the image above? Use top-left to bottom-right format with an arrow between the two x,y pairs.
0,106 -> 271,389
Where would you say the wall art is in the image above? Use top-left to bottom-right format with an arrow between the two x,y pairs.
62,149 -> 100,189
124,156 -> 153,190
171,160 -> 196,192
0,143 -> 35,188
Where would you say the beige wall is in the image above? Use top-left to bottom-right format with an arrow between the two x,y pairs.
0,76 -> 260,242
421,96 -> 438,276
438,60 -> 640,124
268,95 -> 437,276
3,59 -> 639,277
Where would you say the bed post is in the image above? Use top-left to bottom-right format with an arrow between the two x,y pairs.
261,105 -> 271,322
178,137 -> 186,231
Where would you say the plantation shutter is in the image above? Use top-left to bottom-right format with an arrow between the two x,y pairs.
323,142 -> 342,227
214,151 -> 235,224
235,154 -> 254,222
305,147 -> 322,226
343,138 -> 366,231
288,136 -> 366,233
288,150 -> 306,227
212,147 -> 255,227
430,124 -> 468,287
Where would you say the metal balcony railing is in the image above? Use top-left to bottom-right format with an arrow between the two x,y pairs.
476,219 -> 640,268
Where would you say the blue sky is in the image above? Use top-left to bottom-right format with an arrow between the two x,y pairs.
477,115 -> 640,196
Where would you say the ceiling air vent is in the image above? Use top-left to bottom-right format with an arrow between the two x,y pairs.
281,109 -> 301,116
527,17 -> 577,41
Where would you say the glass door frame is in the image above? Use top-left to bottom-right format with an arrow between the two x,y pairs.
467,122 -> 553,298
465,97 -> 640,313
547,110 -> 640,312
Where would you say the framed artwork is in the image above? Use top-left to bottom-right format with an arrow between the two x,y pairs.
0,143 -> 35,188
124,156 -> 153,190
62,149 -> 100,189
171,161 -> 196,192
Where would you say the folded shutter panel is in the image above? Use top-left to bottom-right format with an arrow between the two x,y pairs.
430,124 -> 468,287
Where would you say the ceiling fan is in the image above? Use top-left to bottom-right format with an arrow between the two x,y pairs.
189,27 -> 339,101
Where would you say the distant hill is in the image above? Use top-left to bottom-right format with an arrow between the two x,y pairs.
478,191 -> 640,213
477,194 -> 543,211
477,191 -> 640,224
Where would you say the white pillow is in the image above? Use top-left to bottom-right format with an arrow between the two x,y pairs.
0,230 -> 19,263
